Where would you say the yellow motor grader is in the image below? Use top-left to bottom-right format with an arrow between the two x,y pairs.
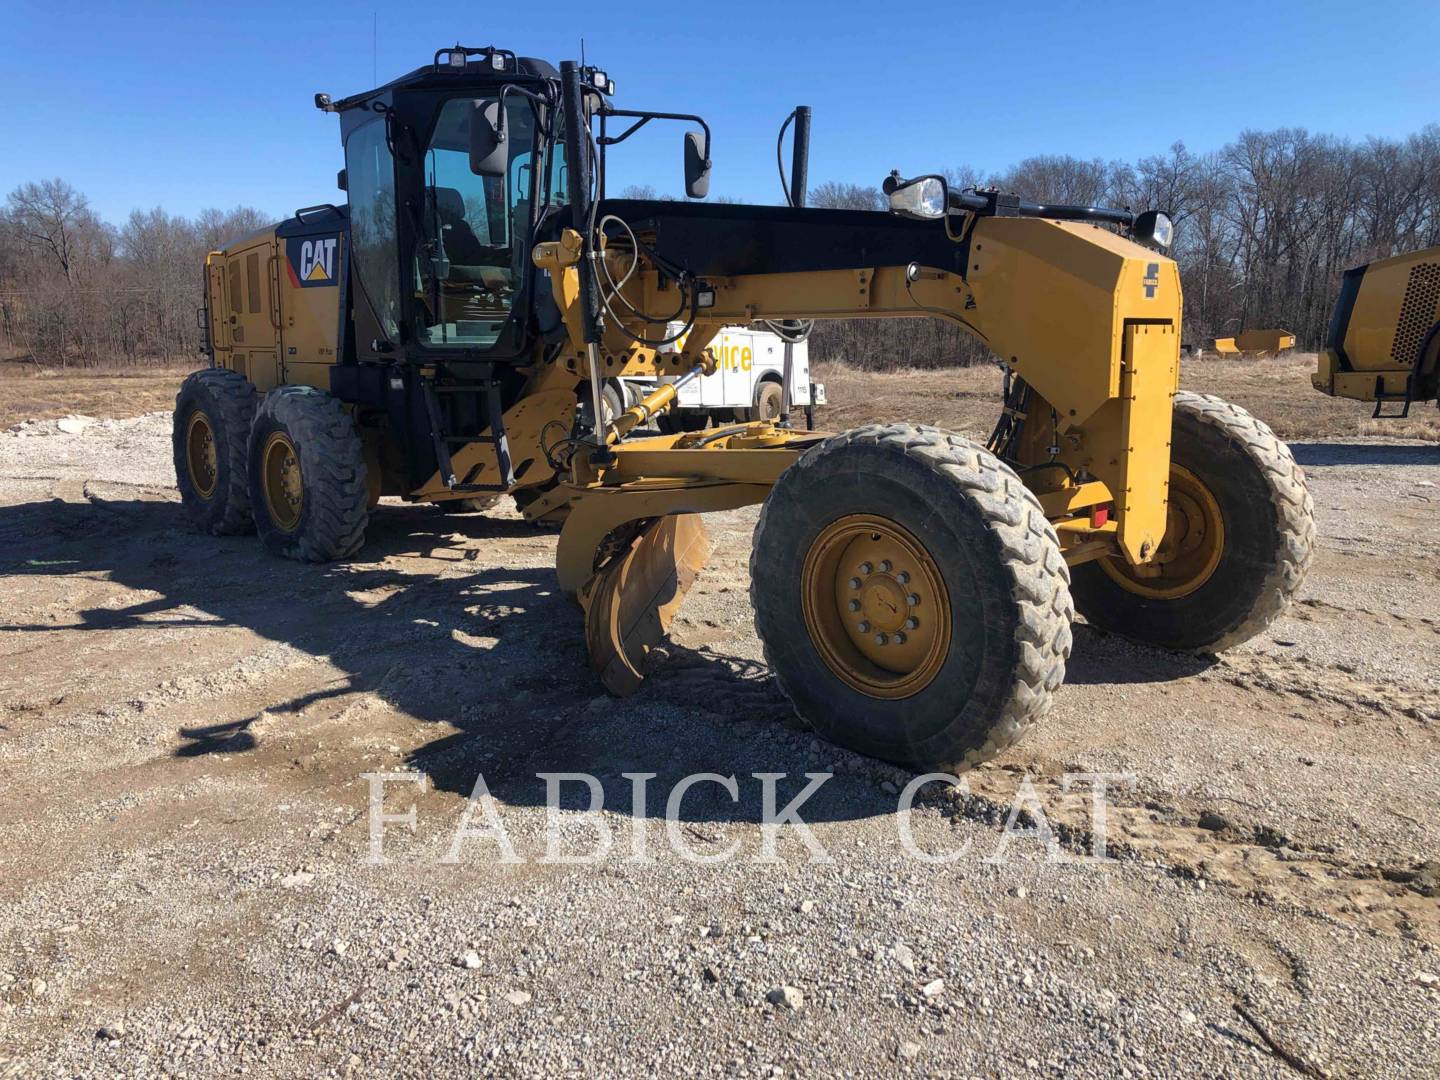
177,46 -> 1314,772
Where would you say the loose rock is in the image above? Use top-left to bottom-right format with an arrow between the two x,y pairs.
767,986 -> 804,1010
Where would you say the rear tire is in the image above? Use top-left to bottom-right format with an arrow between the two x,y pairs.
248,387 -> 369,562
749,380 -> 784,423
602,383 -> 624,426
173,368 -> 257,536
1070,391 -> 1314,652
751,423 -> 1074,773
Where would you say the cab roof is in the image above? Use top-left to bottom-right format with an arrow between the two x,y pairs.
332,55 -> 560,113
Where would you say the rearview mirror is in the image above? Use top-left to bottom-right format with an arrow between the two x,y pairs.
683,131 -> 710,200
470,101 -> 508,177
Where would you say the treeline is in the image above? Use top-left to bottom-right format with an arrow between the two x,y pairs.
6,123 -> 1439,369
0,180 -> 269,367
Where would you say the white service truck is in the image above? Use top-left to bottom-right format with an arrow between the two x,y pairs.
610,324 -> 826,432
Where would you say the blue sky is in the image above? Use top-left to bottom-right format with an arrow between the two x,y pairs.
3,0 -> 1434,224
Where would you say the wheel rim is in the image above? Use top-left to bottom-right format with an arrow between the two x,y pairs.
260,432 -> 303,532
801,514 -> 951,699
1100,464 -> 1225,600
185,411 -> 218,499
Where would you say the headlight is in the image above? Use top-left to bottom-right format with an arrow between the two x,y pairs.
888,176 -> 947,220
1132,210 -> 1173,249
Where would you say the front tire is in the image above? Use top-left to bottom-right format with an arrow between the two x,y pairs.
248,387 -> 369,562
751,424 -> 1074,773
173,368 -> 257,535
1070,391 -> 1314,652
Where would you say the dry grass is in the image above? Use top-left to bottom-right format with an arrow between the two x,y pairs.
815,352 -> 1440,443
0,360 -> 200,426
2,352 -> 1434,445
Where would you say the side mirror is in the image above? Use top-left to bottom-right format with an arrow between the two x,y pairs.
470,101 -> 508,177
336,168 -> 347,192
683,131 -> 710,199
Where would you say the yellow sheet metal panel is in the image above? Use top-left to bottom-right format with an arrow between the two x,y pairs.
1312,349 -> 1340,394
968,218 -> 1181,426
1332,370 -> 1412,400
275,232 -> 344,391
1345,246 -> 1440,372
1114,321 -> 1178,565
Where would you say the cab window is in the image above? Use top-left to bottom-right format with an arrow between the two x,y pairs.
415,96 -> 537,348
344,118 -> 402,340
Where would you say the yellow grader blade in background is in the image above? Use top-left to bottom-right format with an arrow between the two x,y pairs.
581,514 -> 712,695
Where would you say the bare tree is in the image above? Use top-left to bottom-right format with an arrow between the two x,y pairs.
5,120 -> 1439,371
808,181 -> 883,211
5,179 -> 104,285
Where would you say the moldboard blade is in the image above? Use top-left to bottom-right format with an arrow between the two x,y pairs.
582,514 -> 712,696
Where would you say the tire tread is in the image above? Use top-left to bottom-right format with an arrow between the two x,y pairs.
750,422 -> 1074,771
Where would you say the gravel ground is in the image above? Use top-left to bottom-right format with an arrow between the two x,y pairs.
0,383 -> 1437,1078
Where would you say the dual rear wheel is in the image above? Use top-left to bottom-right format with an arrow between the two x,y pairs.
174,373 -> 368,562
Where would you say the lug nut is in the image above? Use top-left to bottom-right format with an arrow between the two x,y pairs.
878,560 -> 892,573
848,577 -> 862,590
847,599 -> 861,612
857,621 -> 871,634
894,631 -> 907,645
906,594 -> 920,607
904,617 -> 919,630
895,571 -> 909,585
858,562 -> 873,575
874,632 -> 889,646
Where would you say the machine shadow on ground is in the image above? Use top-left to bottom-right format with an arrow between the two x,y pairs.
0,490 -> 1213,826
1290,442 -> 1439,467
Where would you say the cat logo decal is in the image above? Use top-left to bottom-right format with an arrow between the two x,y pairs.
286,236 -> 340,288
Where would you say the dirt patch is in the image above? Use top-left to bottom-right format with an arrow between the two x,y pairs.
1,368 -> 1438,1077
0,360 -> 201,427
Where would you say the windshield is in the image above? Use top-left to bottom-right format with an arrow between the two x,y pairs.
414,95 -> 567,349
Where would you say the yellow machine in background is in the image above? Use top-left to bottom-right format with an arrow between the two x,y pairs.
176,46 -> 1315,774
1313,244 -> 1440,417
1213,329 -> 1295,358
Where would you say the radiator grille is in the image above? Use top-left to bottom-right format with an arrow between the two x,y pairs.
1392,262 -> 1440,364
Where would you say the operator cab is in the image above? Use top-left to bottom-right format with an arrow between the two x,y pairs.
319,47 -> 574,365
